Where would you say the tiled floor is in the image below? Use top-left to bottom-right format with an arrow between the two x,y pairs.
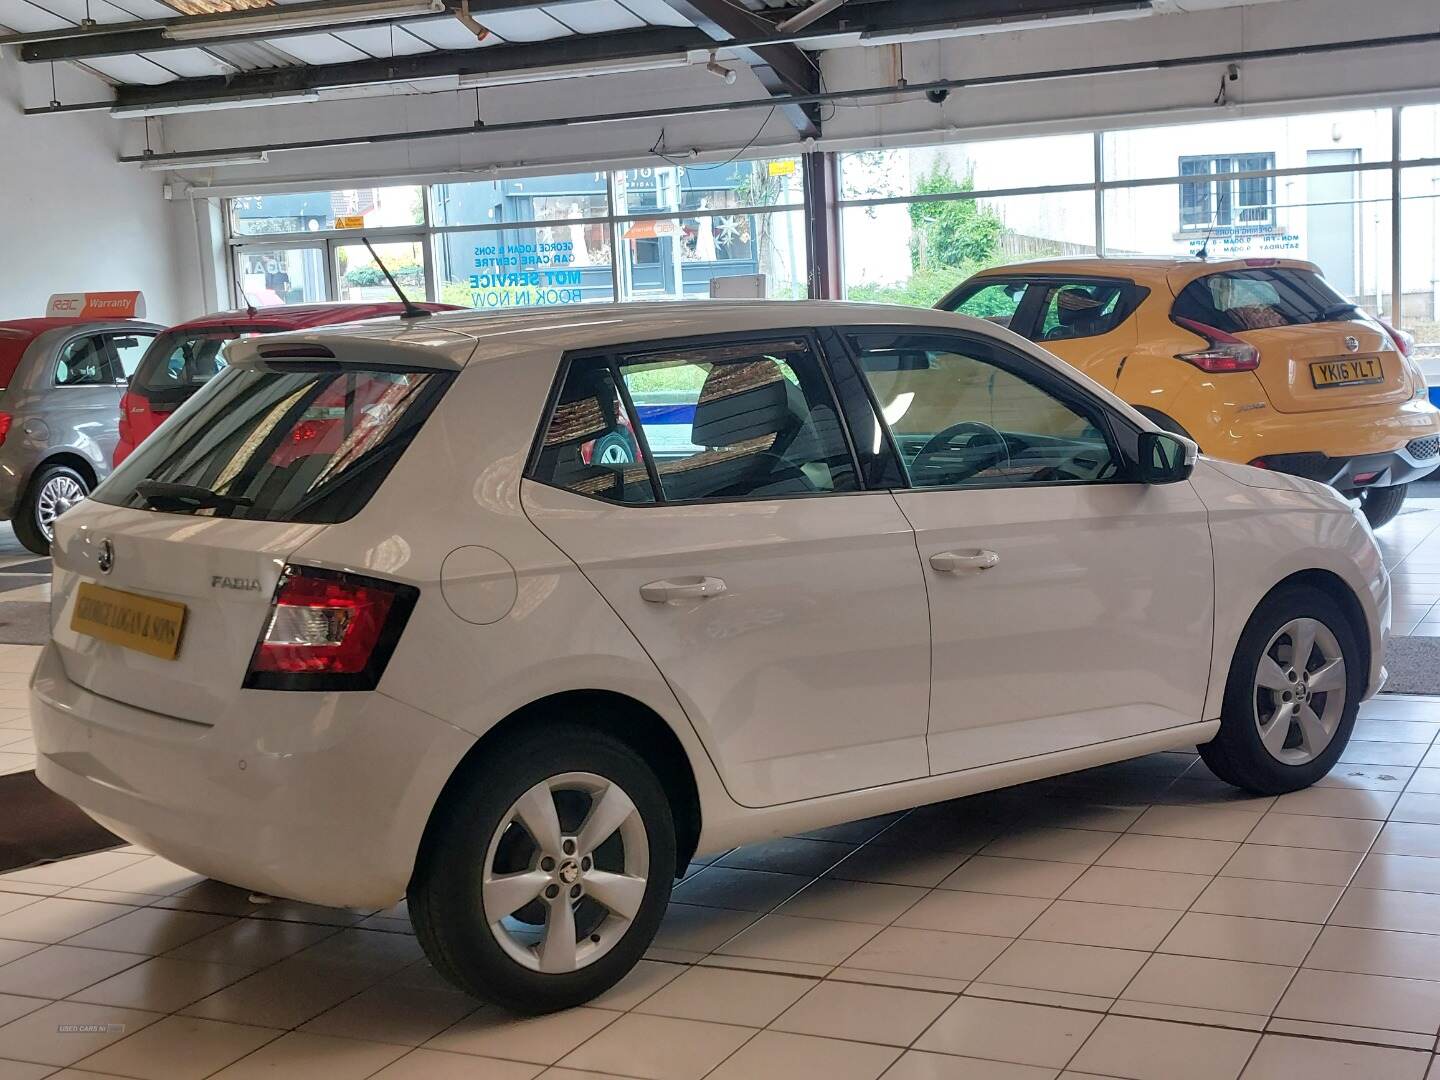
4,694 -> 1440,1077
2,510 -> 1440,1077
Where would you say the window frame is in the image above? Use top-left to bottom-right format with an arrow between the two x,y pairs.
526,329 -> 869,507
51,333 -> 120,389
1177,153 -> 1278,231
833,325 -> 1149,492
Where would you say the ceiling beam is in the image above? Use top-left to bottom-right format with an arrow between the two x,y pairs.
659,0 -> 821,138
8,0 -> 594,59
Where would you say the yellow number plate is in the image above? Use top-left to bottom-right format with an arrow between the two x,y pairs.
1311,358 -> 1383,388
71,583 -> 187,660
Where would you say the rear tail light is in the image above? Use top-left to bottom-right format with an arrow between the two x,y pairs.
1173,316 -> 1261,372
116,391 -> 138,449
0,413 -> 11,449
243,565 -> 418,691
1380,319 -> 1415,358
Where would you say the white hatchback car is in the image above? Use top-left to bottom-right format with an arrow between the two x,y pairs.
32,301 -> 1388,1013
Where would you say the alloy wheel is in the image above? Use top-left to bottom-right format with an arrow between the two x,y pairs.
36,475 -> 86,542
481,772 -> 649,974
1252,616 -> 1347,766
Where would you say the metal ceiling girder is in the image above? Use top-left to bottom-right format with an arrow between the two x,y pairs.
104,25 -> 710,108
658,0 -> 821,138
10,0 -> 592,60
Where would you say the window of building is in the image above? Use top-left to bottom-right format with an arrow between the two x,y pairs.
1179,154 -> 1277,229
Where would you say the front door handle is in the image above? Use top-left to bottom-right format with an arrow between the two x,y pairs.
929,549 -> 999,573
640,576 -> 728,603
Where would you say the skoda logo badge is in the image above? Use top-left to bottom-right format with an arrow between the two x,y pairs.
96,539 -> 114,575
1345,336 -> 1361,353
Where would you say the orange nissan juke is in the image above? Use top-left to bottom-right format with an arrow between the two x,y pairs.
938,257 -> 1439,527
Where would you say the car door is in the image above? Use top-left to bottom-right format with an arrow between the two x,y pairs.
842,328 -> 1214,775
522,333 -> 932,808
1025,279 -> 1143,390
45,333 -> 127,470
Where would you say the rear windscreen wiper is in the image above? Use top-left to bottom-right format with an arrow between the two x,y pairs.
134,480 -> 253,514
1320,302 -> 1360,320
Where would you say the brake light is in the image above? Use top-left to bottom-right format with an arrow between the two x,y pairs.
243,565 -> 418,691
1244,258 -> 1280,267
1173,316 -> 1261,372
0,413 -> 11,449
1380,318 -> 1415,359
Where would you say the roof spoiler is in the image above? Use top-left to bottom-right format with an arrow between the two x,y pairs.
227,332 -> 469,373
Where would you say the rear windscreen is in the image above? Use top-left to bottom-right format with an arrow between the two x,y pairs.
1172,268 -> 1368,333
93,365 -> 452,524
133,327 -> 280,404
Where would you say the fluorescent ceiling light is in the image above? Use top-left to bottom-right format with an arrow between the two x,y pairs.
139,150 -> 269,170
862,6 -> 1151,46
112,91 -> 320,117
162,0 -> 443,41
458,54 -> 691,89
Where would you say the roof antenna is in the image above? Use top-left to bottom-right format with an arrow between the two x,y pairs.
362,237 -> 430,321
1195,214 -> 1220,262
237,283 -> 257,318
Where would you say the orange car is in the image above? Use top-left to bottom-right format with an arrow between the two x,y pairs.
938,257 -> 1439,527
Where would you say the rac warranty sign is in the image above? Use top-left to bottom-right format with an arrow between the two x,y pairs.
46,292 -> 146,319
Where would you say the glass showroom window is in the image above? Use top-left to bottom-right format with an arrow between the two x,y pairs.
229,185 -> 425,235
1400,104 -> 1440,345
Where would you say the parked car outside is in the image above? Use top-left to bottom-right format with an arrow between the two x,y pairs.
113,301 -> 460,466
34,301 -> 1388,1014
938,257 -> 1440,528
0,312 -> 162,553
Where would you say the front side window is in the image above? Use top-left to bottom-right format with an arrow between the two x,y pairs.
1034,282 -> 1131,342
107,333 -> 156,379
850,332 -> 1120,489
947,281 -> 1028,330
618,339 -> 857,502
54,336 -> 114,386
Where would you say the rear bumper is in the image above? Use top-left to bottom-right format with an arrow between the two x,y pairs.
1254,439 -> 1440,492
29,643 -> 475,908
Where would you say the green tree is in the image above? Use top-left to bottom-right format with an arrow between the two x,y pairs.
909,165 -> 1003,270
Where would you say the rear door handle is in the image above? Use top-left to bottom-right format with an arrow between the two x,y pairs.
640,576 -> 728,603
929,550 -> 999,573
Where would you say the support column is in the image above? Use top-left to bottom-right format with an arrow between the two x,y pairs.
803,151 -> 842,300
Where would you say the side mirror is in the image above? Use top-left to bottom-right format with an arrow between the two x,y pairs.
1137,430 -> 1196,484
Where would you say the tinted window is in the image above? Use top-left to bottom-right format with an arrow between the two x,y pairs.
94,366 -> 450,524
1173,268 -> 1363,332
948,281 -> 1027,329
532,359 -> 655,505
134,327 -> 280,404
1035,282 -> 1129,342
55,336 -> 114,386
619,339 -> 857,502
850,333 -> 1120,489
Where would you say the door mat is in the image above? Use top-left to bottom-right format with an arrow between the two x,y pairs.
1382,635 -> 1440,695
0,601 -> 49,645
0,771 -> 121,873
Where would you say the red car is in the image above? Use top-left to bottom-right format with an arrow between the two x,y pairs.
114,302 -> 458,466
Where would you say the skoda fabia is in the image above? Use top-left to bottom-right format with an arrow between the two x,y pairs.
31,302 -> 1389,1014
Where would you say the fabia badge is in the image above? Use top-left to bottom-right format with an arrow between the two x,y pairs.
212,575 -> 262,593
96,539 -> 114,575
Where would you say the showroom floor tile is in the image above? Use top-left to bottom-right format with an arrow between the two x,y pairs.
6,694 -> 1440,1077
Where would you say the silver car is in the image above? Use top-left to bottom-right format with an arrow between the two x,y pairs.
0,317 -> 161,553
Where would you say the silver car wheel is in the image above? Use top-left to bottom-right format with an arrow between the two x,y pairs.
35,474 -> 86,542
1253,616 -> 1347,766
482,771 -> 649,975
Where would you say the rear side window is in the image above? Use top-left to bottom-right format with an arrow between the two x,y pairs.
93,365 -> 451,524
531,337 -> 859,504
0,331 -> 31,389
531,360 -> 655,506
134,327 -> 279,404
1173,268 -> 1363,332
55,336 -> 116,386
1034,282 -> 1130,342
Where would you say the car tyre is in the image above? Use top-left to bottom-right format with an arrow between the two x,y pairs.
1360,484 -> 1407,530
1200,584 -> 1362,795
409,722 -> 675,1014
15,464 -> 90,556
